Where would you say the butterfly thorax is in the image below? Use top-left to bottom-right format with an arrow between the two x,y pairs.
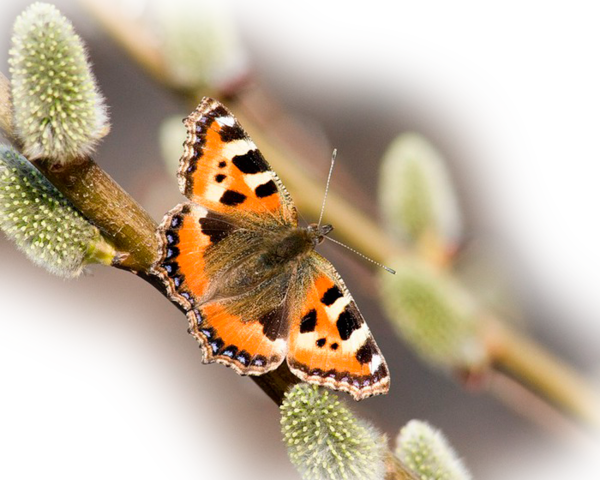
258,223 -> 333,269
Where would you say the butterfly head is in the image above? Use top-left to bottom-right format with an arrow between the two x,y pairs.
307,223 -> 333,246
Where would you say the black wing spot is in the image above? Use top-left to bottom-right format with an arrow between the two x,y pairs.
215,174 -> 226,183
219,124 -> 246,142
199,212 -> 235,244
220,190 -> 246,206
300,309 -> 317,333
218,161 -> 227,168
232,150 -> 269,174
316,338 -> 326,348
321,285 -> 343,306
330,342 -> 339,350
236,350 -> 250,366
355,337 -> 377,364
336,306 -> 362,341
255,180 -> 278,198
258,305 -> 285,341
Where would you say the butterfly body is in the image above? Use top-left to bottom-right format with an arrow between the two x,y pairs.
154,98 -> 389,400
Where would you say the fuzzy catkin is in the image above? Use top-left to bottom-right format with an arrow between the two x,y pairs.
155,0 -> 248,92
0,146 -> 111,277
9,2 -> 108,163
396,420 -> 471,480
379,133 -> 462,250
379,259 -> 488,371
281,384 -> 386,480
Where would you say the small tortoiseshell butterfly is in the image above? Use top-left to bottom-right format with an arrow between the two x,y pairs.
153,98 -> 389,400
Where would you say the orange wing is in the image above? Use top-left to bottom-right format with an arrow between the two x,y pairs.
179,97 -> 297,226
287,253 -> 390,400
154,202 -> 236,309
188,300 -> 287,375
154,201 -> 289,375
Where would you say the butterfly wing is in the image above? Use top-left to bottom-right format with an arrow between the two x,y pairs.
155,201 -> 290,374
154,97 -> 298,374
286,253 -> 390,400
179,97 -> 297,226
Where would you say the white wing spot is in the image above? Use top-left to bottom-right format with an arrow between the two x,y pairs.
205,183 -> 227,202
325,295 -> 351,322
223,139 -> 256,158
244,171 -> 275,190
369,354 -> 382,373
215,115 -> 235,127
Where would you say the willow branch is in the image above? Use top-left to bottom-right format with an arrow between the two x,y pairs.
486,319 -> 600,428
79,0 -> 167,86
0,68 -> 295,404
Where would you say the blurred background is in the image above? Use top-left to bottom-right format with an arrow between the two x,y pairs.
1,0 -> 600,478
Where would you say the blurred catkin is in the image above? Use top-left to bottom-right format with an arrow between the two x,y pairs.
154,0 -> 249,94
395,420 -> 471,480
281,384 -> 386,480
9,2 -> 109,164
380,259 -> 488,372
379,133 -> 462,259
0,146 -> 115,277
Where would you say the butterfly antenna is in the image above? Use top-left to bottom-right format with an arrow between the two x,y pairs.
317,149 -> 337,228
324,236 -> 396,274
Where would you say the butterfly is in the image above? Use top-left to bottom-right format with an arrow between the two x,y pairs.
153,98 -> 389,400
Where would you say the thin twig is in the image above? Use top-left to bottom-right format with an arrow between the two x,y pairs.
486,319 -> 600,429
486,369 -> 596,441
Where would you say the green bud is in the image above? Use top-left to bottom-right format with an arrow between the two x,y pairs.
0,146 -> 115,277
9,2 -> 109,164
396,420 -> 471,480
155,0 -> 249,93
379,133 -> 462,257
281,384 -> 386,480
380,259 -> 488,371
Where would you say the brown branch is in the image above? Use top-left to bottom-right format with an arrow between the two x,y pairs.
486,319 -> 600,429
79,0 -> 168,88
0,72 -> 298,401
486,369 -> 595,441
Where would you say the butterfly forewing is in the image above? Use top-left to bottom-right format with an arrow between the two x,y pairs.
179,97 -> 297,226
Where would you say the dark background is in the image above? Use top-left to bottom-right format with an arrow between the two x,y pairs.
0,0 -> 600,480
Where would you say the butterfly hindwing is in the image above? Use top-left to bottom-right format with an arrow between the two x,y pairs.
155,201 -> 292,375
187,300 -> 287,375
287,253 -> 390,400
179,97 -> 297,226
